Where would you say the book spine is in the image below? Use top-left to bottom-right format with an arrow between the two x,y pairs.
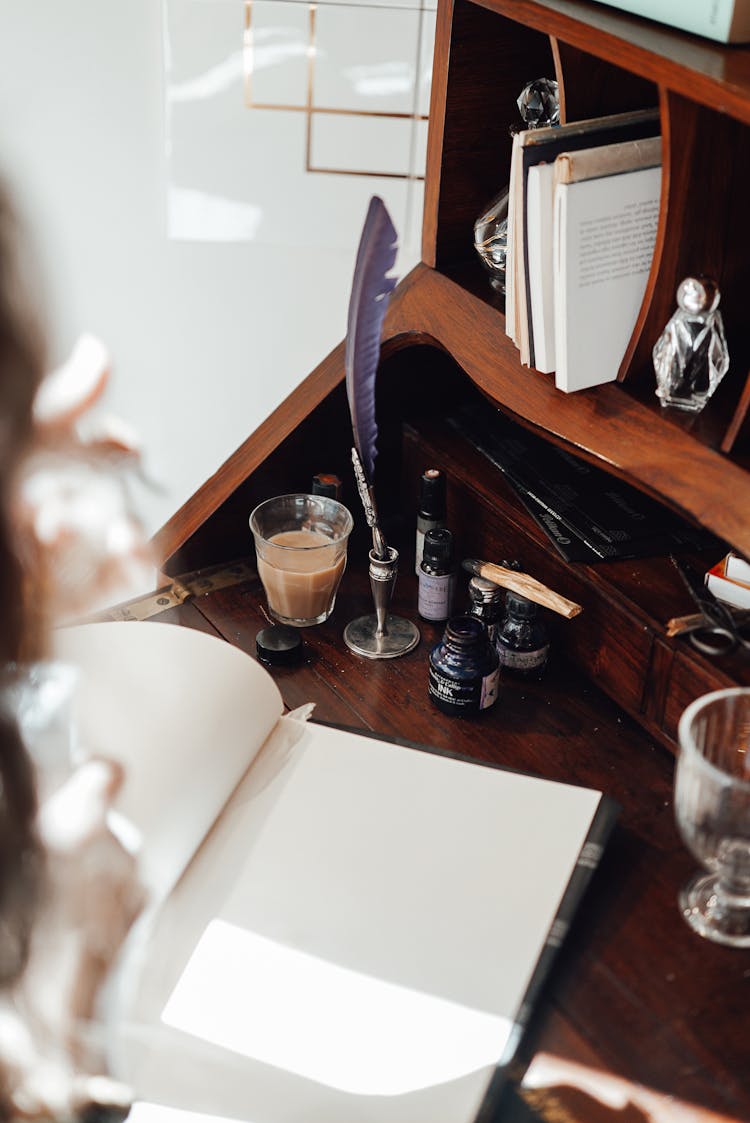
554,136 -> 662,186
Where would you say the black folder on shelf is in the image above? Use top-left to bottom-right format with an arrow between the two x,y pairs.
452,403 -> 721,563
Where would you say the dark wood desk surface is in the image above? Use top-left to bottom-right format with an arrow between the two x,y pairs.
145,559 -> 749,1123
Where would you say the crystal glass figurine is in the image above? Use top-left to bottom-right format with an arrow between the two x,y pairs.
653,276 -> 729,412
473,78 -> 559,294
516,77 -> 560,128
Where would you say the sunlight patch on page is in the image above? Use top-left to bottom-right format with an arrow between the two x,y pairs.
161,919 -> 512,1097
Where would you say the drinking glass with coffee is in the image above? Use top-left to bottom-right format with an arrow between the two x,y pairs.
250,494 -> 353,627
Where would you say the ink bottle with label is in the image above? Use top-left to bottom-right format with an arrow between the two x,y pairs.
418,528 -> 455,622
495,591 -> 550,679
428,615 -> 500,716
415,469 -> 446,573
467,575 -> 504,643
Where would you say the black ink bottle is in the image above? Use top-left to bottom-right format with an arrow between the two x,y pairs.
418,528 -> 455,622
428,615 -> 500,716
495,591 -> 550,679
415,469 -> 446,574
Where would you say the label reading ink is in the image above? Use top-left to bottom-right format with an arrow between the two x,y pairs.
428,664 -> 499,711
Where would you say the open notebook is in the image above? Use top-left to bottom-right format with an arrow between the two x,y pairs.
55,621 -> 616,1123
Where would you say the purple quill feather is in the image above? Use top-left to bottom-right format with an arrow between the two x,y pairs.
345,196 -> 398,483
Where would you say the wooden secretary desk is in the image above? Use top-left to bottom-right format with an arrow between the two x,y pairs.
142,1 -> 750,1119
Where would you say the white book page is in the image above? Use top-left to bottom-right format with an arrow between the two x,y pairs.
553,165 -> 660,393
53,621 -> 284,901
706,571 -> 750,610
527,162 -> 556,373
725,553 -> 750,585
505,132 -> 521,343
119,721 -> 602,1123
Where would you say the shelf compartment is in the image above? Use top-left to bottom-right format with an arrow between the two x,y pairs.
425,0 -> 555,272
552,38 -> 657,121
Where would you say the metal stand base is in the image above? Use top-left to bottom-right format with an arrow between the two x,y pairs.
344,614 -> 420,659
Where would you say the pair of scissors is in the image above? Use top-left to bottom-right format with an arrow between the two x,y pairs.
670,555 -> 750,657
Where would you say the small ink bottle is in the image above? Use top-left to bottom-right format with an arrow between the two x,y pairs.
418,528 -> 455,622
467,576 -> 504,643
495,591 -> 550,679
428,615 -> 500,716
415,469 -> 446,573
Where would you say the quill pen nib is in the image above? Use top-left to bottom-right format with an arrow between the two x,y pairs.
351,447 -> 387,559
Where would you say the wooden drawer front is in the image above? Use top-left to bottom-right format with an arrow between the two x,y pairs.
662,652 -> 732,743
562,591 -> 652,718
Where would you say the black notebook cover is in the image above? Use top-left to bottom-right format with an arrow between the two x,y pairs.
452,404 -> 720,562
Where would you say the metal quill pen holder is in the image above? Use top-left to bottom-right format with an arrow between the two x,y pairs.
343,448 -> 420,658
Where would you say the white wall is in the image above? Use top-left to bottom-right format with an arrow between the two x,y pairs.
0,1 -> 365,533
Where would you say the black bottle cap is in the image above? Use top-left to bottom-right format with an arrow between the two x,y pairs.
423,527 -> 453,566
311,474 -> 342,499
505,591 -> 538,618
256,625 -> 304,666
418,469 -> 446,518
469,575 -> 503,604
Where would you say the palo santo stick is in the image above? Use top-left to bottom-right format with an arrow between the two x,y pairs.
666,607 -> 750,638
462,558 -> 582,619
666,612 -> 704,638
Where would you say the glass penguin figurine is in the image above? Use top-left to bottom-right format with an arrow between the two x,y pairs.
653,276 -> 729,413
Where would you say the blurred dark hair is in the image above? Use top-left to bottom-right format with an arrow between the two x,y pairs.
0,180 -> 46,985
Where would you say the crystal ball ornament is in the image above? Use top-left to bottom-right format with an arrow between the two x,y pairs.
473,78 -> 559,294
653,276 -> 729,412
517,77 -> 560,128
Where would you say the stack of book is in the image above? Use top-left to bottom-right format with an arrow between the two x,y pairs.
505,108 -> 662,393
705,552 -> 750,609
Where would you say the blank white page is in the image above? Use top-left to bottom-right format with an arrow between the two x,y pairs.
120,719 -> 602,1123
526,161 -> 557,373
54,621 -> 283,901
